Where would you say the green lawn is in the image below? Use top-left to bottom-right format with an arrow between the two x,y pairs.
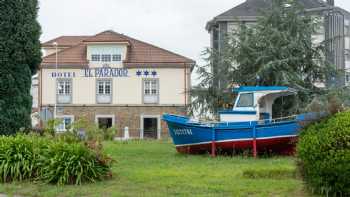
0,140 -> 312,197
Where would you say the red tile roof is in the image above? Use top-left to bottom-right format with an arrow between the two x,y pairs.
41,30 -> 195,67
42,36 -> 91,47
42,44 -> 88,66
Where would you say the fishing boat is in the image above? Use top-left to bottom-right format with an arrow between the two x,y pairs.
163,86 -> 318,156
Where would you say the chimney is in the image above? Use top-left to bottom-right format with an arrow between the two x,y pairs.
327,0 -> 334,6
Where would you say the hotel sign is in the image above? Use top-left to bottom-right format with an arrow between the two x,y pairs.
50,66 -> 157,78
51,67 -> 128,78
83,67 -> 128,77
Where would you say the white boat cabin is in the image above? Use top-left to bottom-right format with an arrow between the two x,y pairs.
219,86 -> 296,122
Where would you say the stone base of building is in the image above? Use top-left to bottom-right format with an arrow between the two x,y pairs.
41,105 -> 186,139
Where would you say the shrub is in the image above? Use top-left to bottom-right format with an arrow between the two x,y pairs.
297,111 -> 350,196
103,127 -> 117,141
0,135 -> 42,182
72,117 -> 104,141
0,134 -> 113,185
43,119 -> 62,137
38,140 -> 113,185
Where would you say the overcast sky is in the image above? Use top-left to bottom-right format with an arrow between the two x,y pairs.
38,0 -> 350,66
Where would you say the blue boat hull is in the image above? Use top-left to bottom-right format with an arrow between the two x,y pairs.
163,114 -> 306,155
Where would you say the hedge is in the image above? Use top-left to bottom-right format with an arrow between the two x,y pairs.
297,111 -> 350,196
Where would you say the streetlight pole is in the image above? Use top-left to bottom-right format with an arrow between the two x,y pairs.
53,42 -> 58,119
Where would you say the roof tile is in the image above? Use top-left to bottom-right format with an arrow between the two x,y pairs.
41,30 -> 194,67
42,36 -> 90,47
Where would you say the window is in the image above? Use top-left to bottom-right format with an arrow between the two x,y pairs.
345,25 -> 350,36
346,73 -> 350,83
236,93 -> 254,107
91,54 -> 100,61
96,79 -> 112,103
143,79 -> 159,104
95,115 -> 114,129
101,54 -> 111,62
56,116 -> 74,132
112,54 -> 122,62
57,79 -> 72,104
345,50 -> 350,61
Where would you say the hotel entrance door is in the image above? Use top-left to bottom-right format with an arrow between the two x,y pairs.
143,117 -> 158,139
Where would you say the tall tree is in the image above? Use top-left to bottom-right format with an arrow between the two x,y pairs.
0,0 -> 42,134
190,0 -> 334,118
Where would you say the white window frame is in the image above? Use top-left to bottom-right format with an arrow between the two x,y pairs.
95,115 -> 115,128
56,79 -> 72,104
101,54 -> 111,62
96,79 -> 112,104
140,115 -> 161,139
91,54 -> 101,62
143,79 -> 159,104
112,54 -> 122,62
56,115 -> 74,132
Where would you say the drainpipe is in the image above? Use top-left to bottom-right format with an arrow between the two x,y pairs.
53,42 -> 58,119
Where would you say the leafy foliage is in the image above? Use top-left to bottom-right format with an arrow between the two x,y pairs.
297,111 -> 350,196
0,134 -> 113,185
104,127 -> 117,141
0,135 -> 42,182
0,0 -> 42,134
191,0 -> 334,117
38,141 -> 113,185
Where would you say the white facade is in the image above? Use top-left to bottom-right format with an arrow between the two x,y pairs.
40,67 -> 189,106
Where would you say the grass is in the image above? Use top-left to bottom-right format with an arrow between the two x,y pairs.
0,140 -> 313,197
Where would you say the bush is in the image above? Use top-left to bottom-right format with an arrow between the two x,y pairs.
0,135 -> 42,182
72,118 -> 104,141
43,119 -> 62,137
38,140 -> 113,185
0,134 -> 113,185
297,111 -> 350,196
103,127 -> 117,141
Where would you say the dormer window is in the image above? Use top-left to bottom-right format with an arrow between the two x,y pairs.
91,54 -> 100,62
112,54 -> 121,62
101,54 -> 111,62
90,53 -> 122,62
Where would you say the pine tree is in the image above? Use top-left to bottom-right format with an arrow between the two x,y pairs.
0,0 -> 42,134
191,0 -> 334,118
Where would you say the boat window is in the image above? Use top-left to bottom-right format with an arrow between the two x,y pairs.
237,93 -> 254,107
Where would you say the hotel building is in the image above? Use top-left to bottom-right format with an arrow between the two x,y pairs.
39,30 -> 195,139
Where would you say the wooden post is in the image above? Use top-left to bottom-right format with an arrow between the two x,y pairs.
252,125 -> 257,158
211,127 -> 216,157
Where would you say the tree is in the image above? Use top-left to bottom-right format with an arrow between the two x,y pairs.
190,0 -> 334,118
0,0 -> 42,134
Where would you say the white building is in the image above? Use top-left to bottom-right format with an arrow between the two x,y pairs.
38,30 -> 194,138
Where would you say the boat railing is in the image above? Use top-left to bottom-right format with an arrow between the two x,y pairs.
191,114 -> 298,127
258,115 -> 297,125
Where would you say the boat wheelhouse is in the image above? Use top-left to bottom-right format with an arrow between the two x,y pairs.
219,86 -> 296,123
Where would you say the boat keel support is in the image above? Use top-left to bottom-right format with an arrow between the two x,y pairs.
253,125 -> 257,158
211,127 -> 216,157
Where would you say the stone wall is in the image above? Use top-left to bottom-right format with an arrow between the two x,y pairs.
44,105 -> 186,138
